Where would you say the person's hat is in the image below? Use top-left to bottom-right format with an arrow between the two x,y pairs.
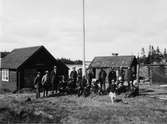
37,72 -> 41,74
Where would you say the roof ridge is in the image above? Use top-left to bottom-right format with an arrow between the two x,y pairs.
13,45 -> 43,51
95,55 -> 135,58
1,45 -> 44,69
90,55 -> 136,68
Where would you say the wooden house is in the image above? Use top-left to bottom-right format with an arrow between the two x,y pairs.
0,46 -> 69,92
89,56 -> 137,80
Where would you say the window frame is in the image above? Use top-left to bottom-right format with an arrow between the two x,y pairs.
2,69 -> 9,82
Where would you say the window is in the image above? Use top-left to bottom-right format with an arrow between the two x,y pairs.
2,69 -> 9,81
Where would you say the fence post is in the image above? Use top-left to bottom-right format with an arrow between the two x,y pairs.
148,65 -> 152,86
150,65 -> 152,85
137,64 -> 139,85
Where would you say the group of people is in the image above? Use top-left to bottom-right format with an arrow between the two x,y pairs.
106,67 -> 138,97
92,66 -> 139,97
33,65 -> 138,99
33,66 -> 59,98
33,66 -> 94,98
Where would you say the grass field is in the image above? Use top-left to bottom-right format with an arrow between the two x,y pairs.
0,85 -> 167,124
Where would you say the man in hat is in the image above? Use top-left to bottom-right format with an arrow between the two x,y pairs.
98,68 -> 107,92
70,67 -> 78,89
41,70 -> 49,97
87,68 -> 94,87
77,68 -> 82,87
50,66 -> 59,94
108,67 -> 116,88
119,66 -> 125,84
33,72 -> 41,98
124,67 -> 132,87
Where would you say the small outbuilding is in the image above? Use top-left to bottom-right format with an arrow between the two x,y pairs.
89,55 -> 137,80
0,46 -> 69,92
143,64 -> 167,85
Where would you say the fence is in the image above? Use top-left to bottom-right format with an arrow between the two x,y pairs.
139,64 -> 167,85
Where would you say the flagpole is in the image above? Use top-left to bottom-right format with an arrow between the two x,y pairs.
82,0 -> 86,76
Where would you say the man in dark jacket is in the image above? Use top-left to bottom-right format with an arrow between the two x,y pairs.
124,67 -> 132,87
99,68 -> 107,92
70,67 -> 77,89
87,68 -> 94,87
77,68 -> 82,87
34,72 -> 41,99
119,67 -> 125,83
108,67 -> 116,88
50,66 -> 59,94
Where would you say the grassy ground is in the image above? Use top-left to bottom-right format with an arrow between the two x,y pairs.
0,85 -> 167,124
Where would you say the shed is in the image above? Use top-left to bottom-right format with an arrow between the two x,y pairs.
148,64 -> 167,85
0,46 -> 69,92
89,56 -> 137,80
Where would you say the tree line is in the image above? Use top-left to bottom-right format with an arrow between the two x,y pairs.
139,45 -> 167,64
58,58 -> 82,65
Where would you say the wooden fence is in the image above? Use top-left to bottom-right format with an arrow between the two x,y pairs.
139,64 -> 167,85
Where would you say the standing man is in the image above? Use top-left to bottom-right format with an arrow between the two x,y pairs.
41,70 -> 49,97
131,71 -> 136,83
70,67 -> 78,89
119,66 -> 125,84
33,72 -> 41,99
50,66 -> 59,94
77,68 -> 82,88
108,67 -> 116,88
87,68 -> 94,87
124,67 -> 132,87
98,68 -> 107,92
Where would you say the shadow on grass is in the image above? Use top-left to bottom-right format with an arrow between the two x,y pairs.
48,92 -> 71,97
139,89 -> 155,96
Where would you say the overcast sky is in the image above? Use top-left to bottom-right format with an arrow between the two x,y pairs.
1,0 -> 167,60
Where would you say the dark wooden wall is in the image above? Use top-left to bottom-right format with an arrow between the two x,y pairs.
17,47 -> 68,89
23,68 -> 36,88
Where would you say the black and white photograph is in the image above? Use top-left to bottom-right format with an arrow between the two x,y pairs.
0,0 -> 167,123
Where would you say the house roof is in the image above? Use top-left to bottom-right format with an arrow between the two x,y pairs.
0,52 -> 10,58
1,46 -> 44,69
89,56 -> 136,68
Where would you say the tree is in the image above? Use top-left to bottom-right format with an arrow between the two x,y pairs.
139,47 -> 147,64
139,45 -> 167,64
148,45 -> 152,56
156,46 -> 161,55
141,47 -> 146,57
58,58 -> 82,65
164,48 -> 167,58
147,45 -> 154,64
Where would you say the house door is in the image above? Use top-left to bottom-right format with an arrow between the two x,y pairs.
23,69 -> 37,88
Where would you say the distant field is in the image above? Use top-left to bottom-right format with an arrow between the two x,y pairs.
0,85 -> 167,124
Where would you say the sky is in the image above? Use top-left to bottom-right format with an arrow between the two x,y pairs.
1,0 -> 167,60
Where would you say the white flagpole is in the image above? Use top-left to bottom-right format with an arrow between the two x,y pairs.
82,0 -> 86,76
